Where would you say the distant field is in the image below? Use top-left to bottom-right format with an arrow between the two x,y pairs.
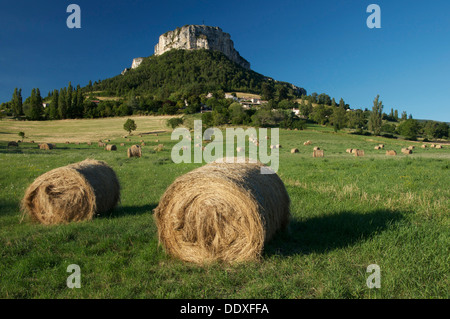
0,115 -> 174,143
0,119 -> 449,299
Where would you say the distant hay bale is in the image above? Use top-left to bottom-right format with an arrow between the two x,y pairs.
127,139 -> 131,142
304,140 -> 312,146
127,145 -> 142,158
141,142 -> 146,146
39,143 -> 54,150
291,148 -> 299,154
351,149 -> 358,154
120,143 -> 125,147
430,144 -> 436,148
98,142 -> 105,147
401,148 -> 412,154
436,145 -> 443,149
154,144 -> 164,152
386,150 -> 397,156
421,144 -> 427,148
65,141 -> 70,144
87,142 -> 92,146
155,139 -> 160,143
355,150 -> 365,157
313,149 -> 324,158
105,144 -> 117,151
374,146 -> 381,150
313,146 -> 320,151
8,141 -> 19,147
408,146 -> 415,150
346,148 -> 353,153
379,144 -> 384,148
154,160 -> 291,264
22,159 -> 120,225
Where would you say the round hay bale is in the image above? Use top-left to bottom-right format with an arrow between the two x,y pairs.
98,142 -> 106,147
154,144 -> 164,152
39,143 -> 54,150
154,160 -> 290,264
291,148 -> 299,154
313,146 -> 320,151
105,144 -> 117,151
421,144 -> 427,148
22,159 -> 120,225
8,141 -> 19,147
87,142 -> 92,146
436,145 -> 443,149
303,140 -> 312,146
346,148 -> 353,153
120,143 -> 125,147
386,150 -> 397,156
127,145 -> 142,158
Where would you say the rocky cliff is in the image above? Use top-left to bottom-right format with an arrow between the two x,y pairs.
153,25 -> 250,69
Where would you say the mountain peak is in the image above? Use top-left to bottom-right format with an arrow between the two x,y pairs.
153,25 -> 250,70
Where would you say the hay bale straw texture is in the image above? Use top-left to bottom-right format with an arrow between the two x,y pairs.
39,143 -> 54,150
313,149 -> 324,158
386,150 -> 397,156
22,159 -> 120,225
154,160 -> 291,264
436,145 -> 443,149
355,150 -> 365,157
291,148 -> 299,154
127,145 -> 142,158
105,144 -> 117,151
401,148 -> 412,154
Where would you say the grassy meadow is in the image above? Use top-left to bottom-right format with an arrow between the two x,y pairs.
0,116 -> 449,299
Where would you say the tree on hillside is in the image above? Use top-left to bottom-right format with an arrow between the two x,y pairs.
330,106 -> 347,132
397,119 -> 420,140
11,88 -> 23,117
368,95 -> 383,135
58,88 -> 67,119
24,88 -> 43,120
48,89 -> 59,120
261,82 -> 274,101
123,118 -> 137,135
166,117 -> 184,129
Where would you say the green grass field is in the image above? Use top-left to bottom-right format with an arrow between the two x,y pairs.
0,117 -> 448,299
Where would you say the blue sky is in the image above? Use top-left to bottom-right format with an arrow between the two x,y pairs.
1,0 -> 449,121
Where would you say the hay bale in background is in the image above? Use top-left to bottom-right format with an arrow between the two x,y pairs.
386,150 -> 397,156
346,148 -> 353,153
120,143 -> 125,146
374,146 -> 381,150
8,141 -> 19,147
351,149 -> 358,154
313,146 -> 320,151
313,149 -> 324,158
141,142 -> 146,146
154,144 -> 164,152
105,144 -> 117,151
379,144 -> 385,148
355,150 -> 365,157
291,148 -> 299,154
421,144 -> 427,148
408,146 -> 415,150
436,145 -> 443,149
401,148 -> 412,154
98,142 -> 105,147
127,145 -> 142,158
430,144 -> 436,148
304,140 -> 312,146
39,143 -> 54,150
22,159 -> 120,225
87,142 -> 92,146
154,160 -> 291,264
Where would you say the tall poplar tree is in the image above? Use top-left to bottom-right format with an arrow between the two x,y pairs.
369,95 -> 383,136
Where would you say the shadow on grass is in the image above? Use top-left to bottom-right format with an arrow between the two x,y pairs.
101,203 -> 158,219
264,209 -> 404,257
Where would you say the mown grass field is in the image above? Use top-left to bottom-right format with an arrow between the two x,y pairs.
0,116 -> 449,299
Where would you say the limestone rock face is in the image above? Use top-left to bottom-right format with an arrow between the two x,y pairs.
132,57 -> 144,69
154,25 -> 250,69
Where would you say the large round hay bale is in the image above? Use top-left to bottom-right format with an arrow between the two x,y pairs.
39,143 -> 54,150
127,145 -> 142,158
291,148 -> 299,154
22,159 -> 120,225
105,144 -> 117,151
154,160 -> 291,264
